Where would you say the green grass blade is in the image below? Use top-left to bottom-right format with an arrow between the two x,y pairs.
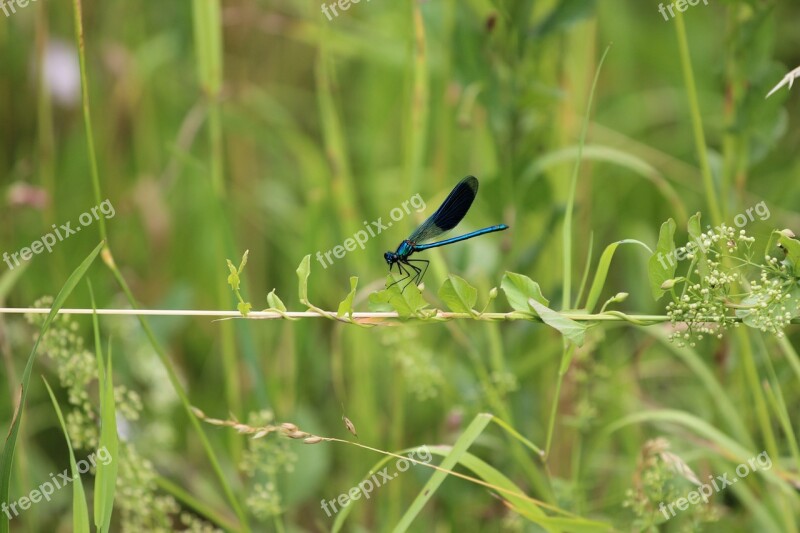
562,44 -> 612,309
583,239 -> 652,312
0,240 -> 103,533
89,283 -> 118,531
392,413 -> 493,532
42,379 -> 90,533
71,0 -> 106,241
93,334 -> 118,533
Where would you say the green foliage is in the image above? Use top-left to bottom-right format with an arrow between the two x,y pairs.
654,220 -> 800,345
1,242 -> 102,533
226,250 -> 252,316
500,272 -> 549,313
3,0 -> 800,531
528,298 -> 587,347
438,275 -> 478,314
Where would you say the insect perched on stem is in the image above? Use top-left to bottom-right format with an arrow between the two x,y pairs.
384,176 -> 508,291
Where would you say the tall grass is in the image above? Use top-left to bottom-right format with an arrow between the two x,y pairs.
1,0 -> 799,531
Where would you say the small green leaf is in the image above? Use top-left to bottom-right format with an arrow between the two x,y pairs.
778,233 -> 800,272
501,272 -> 549,313
296,254 -> 311,303
267,289 -> 287,312
368,277 -> 428,319
226,259 -> 240,291
237,249 -> 249,274
337,277 -> 358,317
367,290 -> 397,313
438,275 -> 477,313
237,302 -> 252,316
648,218 -> 677,300
528,298 -> 586,347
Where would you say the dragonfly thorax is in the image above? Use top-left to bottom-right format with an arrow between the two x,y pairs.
384,241 -> 415,266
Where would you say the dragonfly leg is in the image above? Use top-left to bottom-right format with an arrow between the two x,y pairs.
386,262 -> 412,290
402,261 -> 422,291
407,259 -> 429,285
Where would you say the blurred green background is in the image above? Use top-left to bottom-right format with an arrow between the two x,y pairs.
2,0 -> 800,531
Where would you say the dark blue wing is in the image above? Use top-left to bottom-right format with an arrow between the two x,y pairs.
408,176 -> 479,244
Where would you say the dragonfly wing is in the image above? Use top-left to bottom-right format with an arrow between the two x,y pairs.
408,176 -> 479,243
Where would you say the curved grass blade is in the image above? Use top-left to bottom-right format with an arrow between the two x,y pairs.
0,240 -> 103,533
583,239 -> 652,313
43,379 -> 90,533
392,413 -> 492,532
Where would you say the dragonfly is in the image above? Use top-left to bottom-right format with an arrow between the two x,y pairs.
384,176 -> 508,290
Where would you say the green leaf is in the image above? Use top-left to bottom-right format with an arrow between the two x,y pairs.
225,259 -> 240,291
528,298 -> 587,347
367,291 -> 394,313
778,233 -> 800,272
296,254 -> 311,304
43,380 -> 90,533
267,289 -> 287,312
368,277 -> 429,319
337,277 -> 358,317
1,241 -> 103,533
237,249 -> 249,273
501,272 -> 549,313
648,218 -> 677,300
237,302 -> 252,317
584,239 -> 651,312
736,284 -> 800,328
438,275 -> 477,313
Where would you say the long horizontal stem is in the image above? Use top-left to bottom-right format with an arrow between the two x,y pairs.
2,308 -> 796,326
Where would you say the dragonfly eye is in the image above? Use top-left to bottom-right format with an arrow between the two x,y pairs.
384,252 -> 395,265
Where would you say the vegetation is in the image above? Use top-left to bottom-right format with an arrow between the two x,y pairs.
1,0 -> 800,531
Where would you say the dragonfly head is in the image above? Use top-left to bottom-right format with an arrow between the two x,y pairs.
384,251 -> 398,267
